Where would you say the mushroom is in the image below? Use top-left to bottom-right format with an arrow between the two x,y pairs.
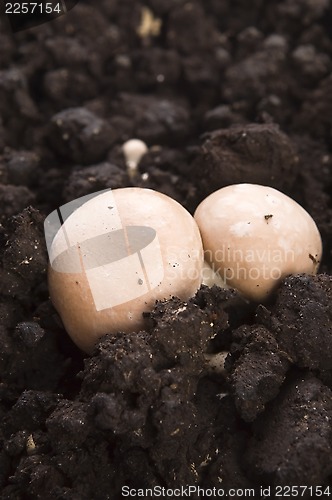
194,183 -> 323,301
122,139 -> 148,179
47,187 -> 203,353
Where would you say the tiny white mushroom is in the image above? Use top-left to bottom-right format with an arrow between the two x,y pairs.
194,183 -> 323,301
122,138 -> 148,179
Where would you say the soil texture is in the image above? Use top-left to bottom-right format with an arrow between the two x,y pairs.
0,0 -> 332,498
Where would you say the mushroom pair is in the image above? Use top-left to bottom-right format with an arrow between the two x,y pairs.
47,184 -> 322,352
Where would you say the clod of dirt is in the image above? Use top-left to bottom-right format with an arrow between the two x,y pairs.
223,35 -> 288,107
5,150 -> 40,187
0,208 -> 47,299
294,74 -> 332,141
110,93 -> 191,145
0,185 -> 35,222
0,69 -> 39,148
227,325 -> 290,422
245,374 -> 332,487
0,320 -> 65,392
63,161 -> 130,201
192,123 -> 299,200
49,107 -> 113,164
267,274 -> 332,370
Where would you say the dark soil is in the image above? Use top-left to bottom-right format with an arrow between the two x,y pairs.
0,1 -> 332,498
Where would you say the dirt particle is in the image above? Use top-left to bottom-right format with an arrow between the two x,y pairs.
309,253 -> 318,264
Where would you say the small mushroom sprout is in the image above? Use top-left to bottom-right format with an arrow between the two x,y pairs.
194,183 -> 323,301
48,187 -> 203,353
122,139 -> 148,179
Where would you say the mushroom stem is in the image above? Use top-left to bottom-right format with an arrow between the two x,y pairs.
202,260 -> 228,288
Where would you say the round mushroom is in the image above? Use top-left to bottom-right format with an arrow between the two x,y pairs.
48,187 -> 203,353
194,183 -> 323,301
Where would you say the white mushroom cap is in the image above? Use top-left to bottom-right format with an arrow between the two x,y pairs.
48,187 -> 203,353
194,183 -> 323,302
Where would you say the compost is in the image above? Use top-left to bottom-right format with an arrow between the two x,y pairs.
0,1 -> 332,498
